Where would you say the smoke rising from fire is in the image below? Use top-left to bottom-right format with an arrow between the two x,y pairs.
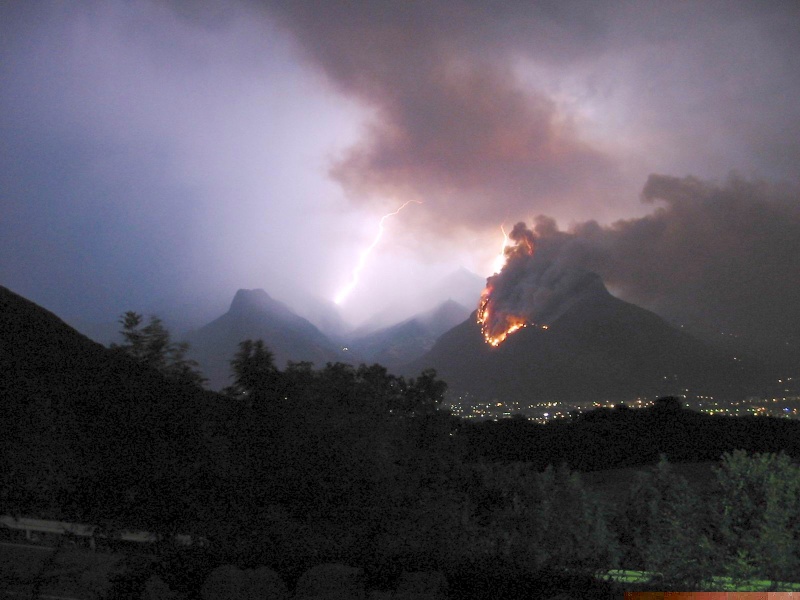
478,221 -> 613,346
3,1 -> 800,342
528,174 -> 800,364
475,174 -> 800,364
478,222 -> 537,346
264,2 -> 623,232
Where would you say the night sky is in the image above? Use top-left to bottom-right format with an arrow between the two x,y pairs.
2,1 -> 799,340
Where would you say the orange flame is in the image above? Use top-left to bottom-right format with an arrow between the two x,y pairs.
477,285 -> 529,346
477,222 -> 538,346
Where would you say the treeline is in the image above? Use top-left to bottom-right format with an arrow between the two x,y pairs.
612,451 -> 800,588
460,398 -> 800,470
4,310 -> 800,596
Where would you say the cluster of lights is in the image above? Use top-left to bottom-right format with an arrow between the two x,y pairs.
450,394 -> 800,423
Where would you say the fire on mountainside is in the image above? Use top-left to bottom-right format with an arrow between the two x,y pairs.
477,222 -> 548,346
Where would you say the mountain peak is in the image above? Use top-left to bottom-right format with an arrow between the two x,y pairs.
229,288 -> 274,315
405,265 -> 768,402
226,287 -> 313,331
189,288 -> 348,390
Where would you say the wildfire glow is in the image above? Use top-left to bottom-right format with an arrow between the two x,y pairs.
477,299 -> 549,346
334,200 -> 421,305
477,303 -> 527,346
477,222 -> 538,346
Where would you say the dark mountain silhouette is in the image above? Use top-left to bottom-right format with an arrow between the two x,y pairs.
185,288 -> 350,390
0,285 -> 222,528
348,299 -> 471,371
0,284 -> 207,405
1,285 -> 113,395
405,269 -> 773,403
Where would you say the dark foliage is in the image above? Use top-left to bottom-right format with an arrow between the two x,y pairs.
5,285 -> 800,595
104,555 -> 154,600
460,402 -> 800,470
445,561 -> 622,600
111,311 -> 207,388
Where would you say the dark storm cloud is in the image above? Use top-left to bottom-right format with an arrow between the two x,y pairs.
266,1 -> 800,231
3,0 -> 800,334
530,174 -> 800,354
265,1 -> 621,229
328,63 -> 614,228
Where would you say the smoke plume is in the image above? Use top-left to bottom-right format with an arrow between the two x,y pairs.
265,1 -> 623,231
265,1 -> 800,233
530,174 -> 800,363
479,221 -> 612,345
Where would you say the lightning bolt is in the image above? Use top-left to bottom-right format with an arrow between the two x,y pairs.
334,200 -> 422,305
491,223 -> 509,274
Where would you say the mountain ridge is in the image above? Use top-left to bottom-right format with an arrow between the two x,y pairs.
404,268 -> 773,403
186,288 -> 350,390
347,299 -> 472,370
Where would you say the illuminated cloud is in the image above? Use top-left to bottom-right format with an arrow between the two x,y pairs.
2,0 -> 800,335
267,1 -> 800,232
267,2 -> 620,230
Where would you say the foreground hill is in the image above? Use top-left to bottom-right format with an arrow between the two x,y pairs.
406,269 -> 772,403
0,284 -> 208,405
185,288 -> 350,390
0,284 -> 214,526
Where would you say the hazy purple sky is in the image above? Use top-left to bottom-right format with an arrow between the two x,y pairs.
2,1 -> 799,336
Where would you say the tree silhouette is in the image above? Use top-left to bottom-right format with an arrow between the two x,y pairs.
714,450 -> 800,585
616,455 -> 717,588
224,339 -> 281,402
112,311 -> 206,387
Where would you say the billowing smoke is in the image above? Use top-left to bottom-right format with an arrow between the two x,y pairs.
264,2 -> 623,231
530,174 -> 800,364
478,221 -> 611,345
265,1 -> 800,234
478,222 -> 536,345
475,172 -> 800,364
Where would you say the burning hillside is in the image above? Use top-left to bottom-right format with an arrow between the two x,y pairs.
478,222 -> 539,346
